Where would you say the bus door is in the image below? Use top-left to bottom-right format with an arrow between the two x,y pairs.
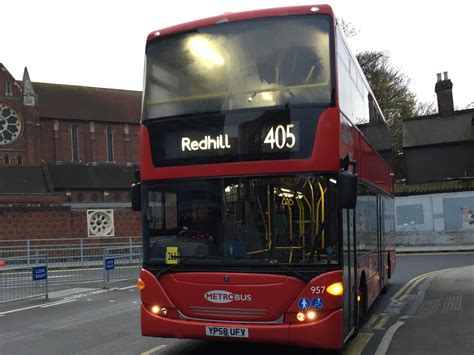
377,195 -> 384,288
342,209 -> 357,338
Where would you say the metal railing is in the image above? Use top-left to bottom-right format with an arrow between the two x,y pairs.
0,255 -> 48,304
0,237 -> 141,265
0,238 -> 143,303
103,246 -> 142,288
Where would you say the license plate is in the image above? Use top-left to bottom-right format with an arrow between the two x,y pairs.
205,326 -> 249,338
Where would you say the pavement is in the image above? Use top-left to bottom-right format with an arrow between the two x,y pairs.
396,244 -> 474,253
383,264 -> 474,354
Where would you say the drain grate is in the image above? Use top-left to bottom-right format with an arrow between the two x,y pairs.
417,295 -> 463,316
418,298 -> 442,316
441,295 -> 463,313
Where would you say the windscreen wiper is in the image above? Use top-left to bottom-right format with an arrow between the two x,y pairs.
263,258 -> 310,283
155,255 -> 205,278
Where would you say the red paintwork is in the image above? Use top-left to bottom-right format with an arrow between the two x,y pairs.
338,113 -> 393,194
146,5 -> 334,43
161,272 -> 304,322
141,107 -> 341,182
140,268 -> 344,349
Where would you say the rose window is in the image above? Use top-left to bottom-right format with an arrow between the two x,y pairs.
0,104 -> 22,145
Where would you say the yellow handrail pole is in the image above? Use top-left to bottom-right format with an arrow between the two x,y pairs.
267,184 -> 272,250
255,192 -> 269,247
296,198 -> 304,247
318,182 -> 325,248
307,180 -> 316,255
287,200 -> 293,264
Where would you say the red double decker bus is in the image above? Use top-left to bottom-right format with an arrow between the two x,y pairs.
133,4 -> 396,350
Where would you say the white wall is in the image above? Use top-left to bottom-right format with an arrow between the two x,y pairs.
395,190 -> 474,232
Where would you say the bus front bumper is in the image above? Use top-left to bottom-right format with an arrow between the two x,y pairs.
141,305 -> 343,350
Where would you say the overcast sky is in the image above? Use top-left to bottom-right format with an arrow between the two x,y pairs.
2,0 -> 473,109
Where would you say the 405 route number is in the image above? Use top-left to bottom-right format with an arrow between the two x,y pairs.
264,124 -> 296,150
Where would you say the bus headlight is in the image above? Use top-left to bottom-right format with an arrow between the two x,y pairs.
306,310 -> 317,320
296,312 -> 305,322
150,305 -> 167,316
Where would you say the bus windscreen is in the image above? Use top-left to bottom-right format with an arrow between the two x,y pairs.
143,175 -> 338,268
143,15 -> 333,119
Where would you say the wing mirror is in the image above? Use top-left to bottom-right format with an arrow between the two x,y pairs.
338,172 -> 358,209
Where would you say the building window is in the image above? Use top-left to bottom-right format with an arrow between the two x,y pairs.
3,154 -> 10,165
5,82 -> 13,96
16,154 -> 24,165
71,125 -> 79,161
106,127 -> 114,162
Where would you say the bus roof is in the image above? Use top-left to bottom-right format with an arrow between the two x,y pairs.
146,4 -> 334,43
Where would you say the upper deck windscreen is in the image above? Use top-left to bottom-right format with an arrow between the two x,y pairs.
143,15 -> 333,120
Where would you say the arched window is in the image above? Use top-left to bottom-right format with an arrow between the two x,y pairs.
71,125 -> 79,161
3,154 -> 10,165
16,154 -> 24,165
106,127 -> 114,162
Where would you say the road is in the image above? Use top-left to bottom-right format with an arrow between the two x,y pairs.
0,252 -> 472,355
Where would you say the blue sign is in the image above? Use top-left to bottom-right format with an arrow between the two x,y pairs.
298,297 -> 311,310
32,265 -> 47,281
105,258 -> 115,270
312,297 -> 324,310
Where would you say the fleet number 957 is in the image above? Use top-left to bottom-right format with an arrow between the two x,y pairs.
310,286 -> 326,294
264,124 -> 296,149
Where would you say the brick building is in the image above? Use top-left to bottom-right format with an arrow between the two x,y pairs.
0,63 -> 141,239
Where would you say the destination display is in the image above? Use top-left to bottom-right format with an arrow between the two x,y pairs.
146,107 -> 324,167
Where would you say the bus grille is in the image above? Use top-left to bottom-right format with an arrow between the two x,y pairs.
187,305 -> 268,319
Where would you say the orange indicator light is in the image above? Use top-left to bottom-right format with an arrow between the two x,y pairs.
137,278 -> 145,290
327,282 -> 344,296
151,305 -> 160,314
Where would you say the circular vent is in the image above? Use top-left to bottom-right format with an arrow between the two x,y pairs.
87,209 -> 115,237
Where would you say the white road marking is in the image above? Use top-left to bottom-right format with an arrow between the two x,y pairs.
141,344 -> 167,355
118,285 -> 136,290
40,299 -> 76,308
0,304 -> 49,315
0,299 -> 76,315
109,300 -> 115,303
374,320 -> 406,355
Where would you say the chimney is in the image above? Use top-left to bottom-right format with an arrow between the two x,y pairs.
435,71 -> 454,117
